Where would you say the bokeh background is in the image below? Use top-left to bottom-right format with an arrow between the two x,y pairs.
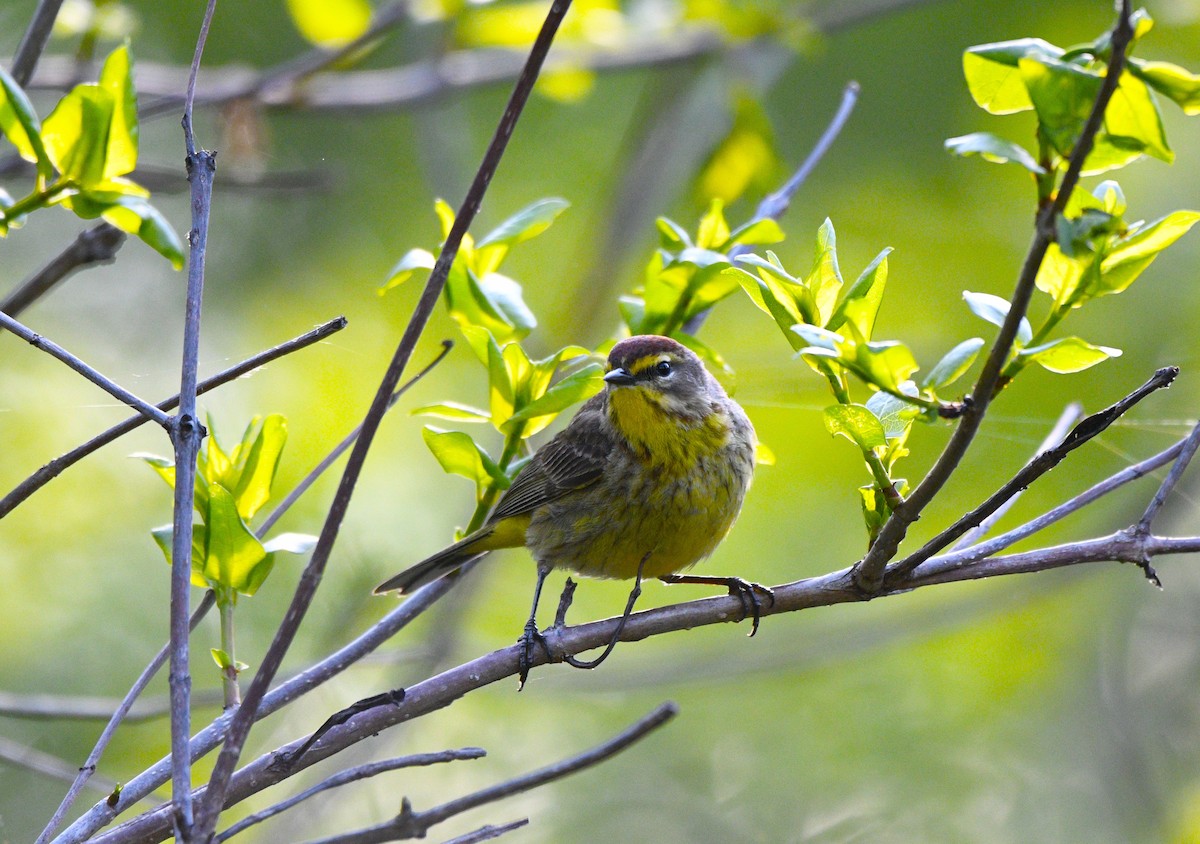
3,0 -> 1200,841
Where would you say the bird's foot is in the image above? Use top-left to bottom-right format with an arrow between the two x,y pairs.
726,578 -> 775,637
517,618 -> 552,691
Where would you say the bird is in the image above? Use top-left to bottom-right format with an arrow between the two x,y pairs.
375,334 -> 770,684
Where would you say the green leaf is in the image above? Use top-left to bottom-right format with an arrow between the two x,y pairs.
1103,70 -> 1172,165
823,404 -> 887,451
98,44 -> 138,179
210,648 -> 249,672
727,218 -> 784,247
381,248 -> 435,292
465,270 -> 537,341
806,219 -> 843,325
963,291 -> 1033,345
827,248 -> 891,339
1096,210 -> 1200,296
656,217 -> 691,250
1019,336 -> 1121,373
503,363 -> 604,435
857,340 -> 919,392
68,191 -> 183,268
1128,58 -> 1200,115
411,401 -> 492,422
201,484 -> 270,595
922,338 -> 985,388
0,66 -> 51,177
790,323 -> 843,352
476,197 -> 569,251
1034,242 -> 1087,307
865,388 -> 920,439
962,38 -> 1064,114
1019,56 -> 1103,163
695,198 -> 731,250
230,414 -> 287,520
42,85 -> 115,187
422,427 -> 507,492
729,262 -> 814,349
944,132 -> 1045,173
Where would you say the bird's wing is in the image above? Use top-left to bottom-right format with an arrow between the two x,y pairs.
489,399 -> 613,521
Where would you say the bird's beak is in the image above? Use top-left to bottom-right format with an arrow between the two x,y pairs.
604,367 -> 635,386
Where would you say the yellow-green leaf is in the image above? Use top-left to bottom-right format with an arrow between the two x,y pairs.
286,0 -> 372,48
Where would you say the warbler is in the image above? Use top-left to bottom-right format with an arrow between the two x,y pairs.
376,334 -> 769,678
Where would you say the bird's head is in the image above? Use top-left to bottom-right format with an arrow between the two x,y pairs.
603,335 -> 720,422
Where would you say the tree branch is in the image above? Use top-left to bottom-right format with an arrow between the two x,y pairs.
0,316 -> 346,519
0,311 -> 172,427
189,2 -> 577,838
853,0 -> 1136,591
300,703 -> 677,844
437,819 -> 529,844
0,223 -> 126,318
1135,418 -> 1200,534
888,366 -> 1177,579
9,0 -> 64,86
215,749 -> 486,842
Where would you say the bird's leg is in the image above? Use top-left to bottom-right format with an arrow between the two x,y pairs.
563,554 -> 649,671
517,562 -> 554,691
659,574 -> 775,636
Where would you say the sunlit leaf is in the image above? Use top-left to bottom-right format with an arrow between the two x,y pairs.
695,198 -> 731,251
503,363 -> 604,435
828,248 -> 891,339
944,132 -> 1045,173
1104,70 -> 1172,164
231,414 -> 287,520
1096,210 -> 1200,296
806,218 -> 843,325
0,66 -> 51,176
422,426 -> 508,494
1019,336 -> 1121,373
727,218 -> 784,248
656,217 -> 691,250
1019,56 -> 1102,162
865,388 -> 920,439
381,248 -> 436,292
411,401 -> 492,422
922,338 -> 985,389
823,404 -> 887,451
475,197 -> 569,275
1128,58 -> 1200,115
42,85 -> 114,187
98,44 -> 138,179
67,191 -> 183,268
201,483 -> 270,596
963,291 -> 1033,345
962,38 -> 1063,114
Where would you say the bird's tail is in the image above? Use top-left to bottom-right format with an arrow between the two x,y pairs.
374,521 -> 519,594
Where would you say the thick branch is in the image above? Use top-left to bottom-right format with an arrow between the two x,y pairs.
9,0 -> 64,85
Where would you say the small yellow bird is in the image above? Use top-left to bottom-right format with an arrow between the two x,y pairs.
376,334 -> 769,679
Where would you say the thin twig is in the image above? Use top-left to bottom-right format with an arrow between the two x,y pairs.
934,438 -> 1185,571
168,1 -> 219,836
1,224 -> 126,317
302,703 -> 677,844
0,311 -> 172,427
683,80 -> 861,335
257,339 -> 453,535
950,403 -> 1082,551
888,366 -> 1177,579
35,594 -> 217,844
0,688 -> 222,722
9,0 -> 64,86
60,570 -> 468,844
0,735 -> 126,797
853,0 -> 1137,591
0,316 -> 346,519
437,819 -> 529,844
190,2 -> 576,837
1136,420 -> 1200,533
216,749 -> 486,842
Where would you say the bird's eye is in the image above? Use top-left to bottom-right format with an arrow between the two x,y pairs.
654,360 -> 673,377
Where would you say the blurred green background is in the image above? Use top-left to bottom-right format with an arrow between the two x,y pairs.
3,0 -> 1200,841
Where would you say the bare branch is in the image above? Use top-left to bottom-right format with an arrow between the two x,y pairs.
950,403 -> 1082,551
854,0 -> 1137,591
302,704 -> 677,844
1,224 -> 126,317
216,749 -> 486,842
437,819 -> 529,844
1136,420 -> 1200,534
190,1 -> 578,836
34,594 -> 217,844
0,735 -> 126,797
9,0 -> 64,86
889,366 -> 1177,579
0,688 -> 223,722
53,570 -> 468,844
169,0 -> 219,835
0,311 -> 172,427
0,316 -> 346,519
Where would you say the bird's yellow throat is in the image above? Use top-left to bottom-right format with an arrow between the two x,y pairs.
607,385 -> 728,468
